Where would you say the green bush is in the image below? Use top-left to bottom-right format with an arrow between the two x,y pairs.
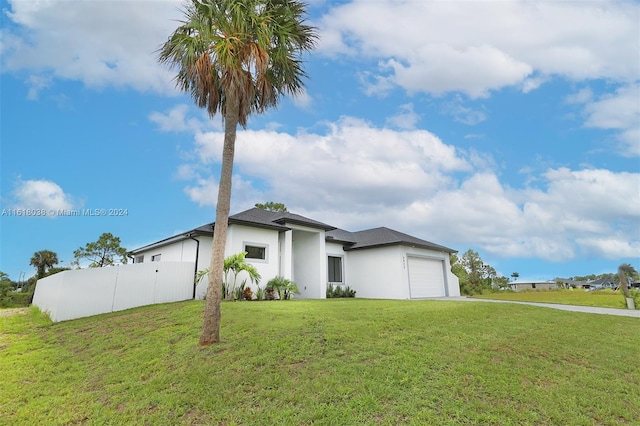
326,283 -> 356,298
0,291 -> 33,308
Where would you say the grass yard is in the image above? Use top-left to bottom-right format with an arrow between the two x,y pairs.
2,299 -> 639,425
471,289 -> 629,309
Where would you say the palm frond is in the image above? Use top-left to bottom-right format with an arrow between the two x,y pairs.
158,0 -> 317,125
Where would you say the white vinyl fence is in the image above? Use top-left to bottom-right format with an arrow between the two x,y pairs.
33,262 -> 195,322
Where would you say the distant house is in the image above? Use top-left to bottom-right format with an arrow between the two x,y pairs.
128,207 -> 461,300
554,278 -> 590,289
588,274 -> 618,290
509,280 -> 558,291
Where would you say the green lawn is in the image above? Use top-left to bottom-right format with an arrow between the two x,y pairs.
2,299 -> 639,425
472,289 -> 629,309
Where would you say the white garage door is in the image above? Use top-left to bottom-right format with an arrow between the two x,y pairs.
408,257 -> 446,298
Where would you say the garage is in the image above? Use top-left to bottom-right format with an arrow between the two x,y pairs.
408,256 -> 446,298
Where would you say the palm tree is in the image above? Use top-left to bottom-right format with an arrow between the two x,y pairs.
618,263 -> 637,299
30,250 -> 59,279
158,0 -> 316,345
196,252 -> 262,300
223,252 -> 261,300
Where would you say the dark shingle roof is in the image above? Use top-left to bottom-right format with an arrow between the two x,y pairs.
129,208 -> 455,255
344,227 -> 456,253
325,228 -> 357,244
230,208 -> 336,231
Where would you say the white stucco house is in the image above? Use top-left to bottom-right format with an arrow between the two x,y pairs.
128,208 -> 460,300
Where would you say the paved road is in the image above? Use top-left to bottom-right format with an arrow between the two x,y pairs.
438,296 -> 640,318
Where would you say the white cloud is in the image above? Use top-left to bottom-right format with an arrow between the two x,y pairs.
319,0 -> 639,97
565,87 -> 594,105
11,179 -> 76,212
25,74 -> 51,100
2,0 -> 181,95
184,177 -> 219,207
441,96 -> 487,126
386,103 -> 420,129
583,84 -> 640,157
149,104 -> 216,134
183,174 -> 262,208
183,115 -> 471,211
291,89 -> 313,110
163,110 -> 639,263
521,75 -> 548,94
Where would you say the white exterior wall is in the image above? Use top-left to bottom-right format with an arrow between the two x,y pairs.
32,262 -> 194,322
348,246 -> 406,299
226,224 -> 280,290
290,225 -> 326,299
279,230 -> 293,280
134,238 -> 200,264
346,246 -> 460,299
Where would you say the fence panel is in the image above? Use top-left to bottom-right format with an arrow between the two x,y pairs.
33,262 -> 195,322
112,263 -> 163,312
31,271 -> 65,321
153,262 -> 196,303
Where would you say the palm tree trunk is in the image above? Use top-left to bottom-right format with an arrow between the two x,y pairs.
199,97 -> 239,346
619,271 -> 630,298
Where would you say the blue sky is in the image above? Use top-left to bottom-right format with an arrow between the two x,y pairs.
1,0 -> 638,283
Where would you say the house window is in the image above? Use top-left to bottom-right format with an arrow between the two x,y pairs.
135,255 -> 144,264
151,254 -> 161,262
244,244 -> 267,261
328,256 -> 343,283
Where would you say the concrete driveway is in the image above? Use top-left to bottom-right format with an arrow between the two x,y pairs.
439,296 -> 640,318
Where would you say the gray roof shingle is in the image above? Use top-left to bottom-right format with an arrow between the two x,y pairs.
345,227 -> 456,253
129,208 -> 455,255
230,208 -> 335,231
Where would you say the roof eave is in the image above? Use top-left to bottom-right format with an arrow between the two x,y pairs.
274,218 -> 336,231
345,242 -> 456,253
229,218 -> 290,232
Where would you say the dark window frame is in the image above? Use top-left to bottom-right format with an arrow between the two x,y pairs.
244,243 -> 267,261
328,255 -> 343,283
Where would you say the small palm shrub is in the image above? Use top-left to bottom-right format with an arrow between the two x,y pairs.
326,283 -> 356,298
266,276 -> 299,300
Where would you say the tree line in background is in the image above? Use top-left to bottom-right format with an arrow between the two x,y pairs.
450,249 -> 640,297
451,249 -> 639,296
450,249 -> 512,295
0,233 -> 127,308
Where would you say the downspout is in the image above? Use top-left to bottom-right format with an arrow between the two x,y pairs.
188,235 -> 200,299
